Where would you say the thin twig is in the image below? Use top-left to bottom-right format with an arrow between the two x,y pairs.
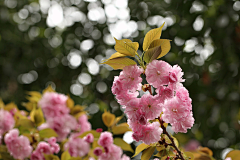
158,117 -> 185,160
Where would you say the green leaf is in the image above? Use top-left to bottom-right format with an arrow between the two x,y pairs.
44,154 -> 60,160
39,128 -> 58,138
112,123 -> 131,135
142,23 -> 165,51
141,146 -> 156,160
143,45 -> 161,63
17,118 -> 35,130
79,130 -> 101,139
107,52 -> 126,60
114,38 -> 139,56
61,150 -> 71,160
101,57 -> 136,70
148,39 -> 171,59
114,138 -> 134,153
30,108 -> 45,126
132,143 -> 150,158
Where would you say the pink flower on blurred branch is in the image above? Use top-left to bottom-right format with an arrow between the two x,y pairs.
4,129 -> 32,160
0,109 -> 15,135
38,92 -> 69,119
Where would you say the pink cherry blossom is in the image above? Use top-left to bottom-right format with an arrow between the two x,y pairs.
119,65 -> 143,92
64,136 -> 90,157
83,133 -> 94,143
75,114 -> 91,134
138,122 -> 163,145
98,131 -> 113,147
112,76 -> 124,95
145,60 -> 171,88
40,115 -> 77,141
140,94 -> 162,120
98,144 -> 123,160
4,129 -> 32,160
0,109 -> 15,134
124,98 -> 141,120
115,90 -> 139,106
48,137 -> 60,154
175,86 -> 192,110
38,92 -> 69,119
93,147 -> 103,156
171,112 -> 194,133
30,151 -> 42,160
168,65 -> 185,90
162,97 -> 190,124
155,86 -> 174,103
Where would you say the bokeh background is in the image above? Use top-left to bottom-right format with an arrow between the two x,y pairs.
0,0 -> 240,159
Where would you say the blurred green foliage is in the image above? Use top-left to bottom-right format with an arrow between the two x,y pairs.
0,0 -> 239,159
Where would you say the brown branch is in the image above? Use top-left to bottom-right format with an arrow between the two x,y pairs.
158,117 -> 185,160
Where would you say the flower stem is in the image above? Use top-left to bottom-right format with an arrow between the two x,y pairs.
158,117 -> 185,160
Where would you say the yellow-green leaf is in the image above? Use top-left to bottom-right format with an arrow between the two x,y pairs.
148,39 -> 171,59
132,143 -> 150,158
79,130 -> 101,139
114,114 -> 124,125
184,151 -> 195,160
70,105 -> 85,118
101,57 -> 136,70
39,128 -> 58,138
43,85 -> 55,94
114,138 -> 134,153
4,102 -> 18,111
107,52 -> 126,60
17,118 -> 35,130
102,110 -> 115,127
66,96 -> 74,109
143,23 -> 165,51
61,150 -> 71,160
44,154 -> 60,160
226,150 -> 240,160
30,108 -> 45,126
112,123 -> 131,135
141,146 -> 156,160
143,45 -> 162,63
114,38 -> 139,56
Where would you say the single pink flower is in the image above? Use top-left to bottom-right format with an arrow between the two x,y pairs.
64,136 -> 90,157
0,109 -> 15,134
98,144 -> 123,160
140,94 -> 162,120
168,65 -> 185,90
93,147 -> 103,156
175,86 -> 192,110
38,92 -> 69,119
162,97 -> 190,124
83,133 -> 94,143
119,65 -> 143,92
145,60 -> 171,88
171,112 -> 194,133
139,122 -> 163,145
4,129 -> 32,160
98,132 -> 113,147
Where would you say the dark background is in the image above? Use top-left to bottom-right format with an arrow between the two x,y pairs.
0,0 -> 240,159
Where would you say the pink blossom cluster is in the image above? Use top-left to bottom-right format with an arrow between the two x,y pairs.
31,137 -> 60,160
64,133 -> 93,157
0,109 -> 15,144
38,92 -> 91,141
93,132 -> 130,160
4,129 -> 32,160
112,60 -> 194,144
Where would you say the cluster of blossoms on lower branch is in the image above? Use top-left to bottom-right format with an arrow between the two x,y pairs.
112,60 -> 195,145
0,91 -> 130,160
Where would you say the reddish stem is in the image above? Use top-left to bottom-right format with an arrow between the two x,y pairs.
158,117 -> 185,160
